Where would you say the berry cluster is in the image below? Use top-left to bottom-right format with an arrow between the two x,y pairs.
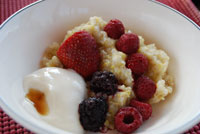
115,100 -> 152,134
78,71 -> 118,132
57,18 -> 158,134
104,19 -> 156,133
104,19 -> 156,102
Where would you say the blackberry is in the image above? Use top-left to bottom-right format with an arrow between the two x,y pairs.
90,71 -> 118,95
79,97 -> 108,132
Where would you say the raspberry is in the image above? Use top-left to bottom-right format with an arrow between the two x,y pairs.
79,97 -> 108,132
116,33 -> 139,54
126,53 -> 149,75
104,19 -> 125,39
57,31 -> 100,78
130,99 -> 152,121
90,71 -> 118,95
115,107 -> 143,134
134,76 -> 156,101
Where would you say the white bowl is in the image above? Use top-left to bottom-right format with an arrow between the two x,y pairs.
0,0 -> 200,134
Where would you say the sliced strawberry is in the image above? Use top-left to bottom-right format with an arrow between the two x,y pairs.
57,31 -> 101,78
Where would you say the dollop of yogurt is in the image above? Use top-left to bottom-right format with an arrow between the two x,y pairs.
23,67 -> 86,134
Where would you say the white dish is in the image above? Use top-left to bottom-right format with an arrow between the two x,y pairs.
0,0 -> 200,134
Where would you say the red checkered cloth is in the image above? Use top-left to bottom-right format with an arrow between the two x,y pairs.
157,0 -> 200,26
0,0 -> 200,134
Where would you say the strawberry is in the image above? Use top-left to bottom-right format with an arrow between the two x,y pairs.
57,31 -> 101,78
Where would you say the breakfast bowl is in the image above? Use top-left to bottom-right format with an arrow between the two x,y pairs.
0,0 -> 200,134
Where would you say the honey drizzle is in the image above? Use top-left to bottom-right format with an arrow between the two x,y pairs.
26,88 -> 49,115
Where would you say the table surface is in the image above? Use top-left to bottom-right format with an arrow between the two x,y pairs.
0,0 -> 200,134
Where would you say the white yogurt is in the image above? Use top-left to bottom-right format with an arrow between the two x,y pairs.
23,67 -> 86,134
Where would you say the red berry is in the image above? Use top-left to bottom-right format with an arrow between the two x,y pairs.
104,19 -> 125,39
130,99 -> 152,121
126,53 -> 149,75
116,33 -> 139,54
57,31 -> 100,78
115,107 -> 143,134
134,76 -> 156,101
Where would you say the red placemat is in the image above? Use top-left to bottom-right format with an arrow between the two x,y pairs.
0,0 -> 200,134
157,0 -> 200,26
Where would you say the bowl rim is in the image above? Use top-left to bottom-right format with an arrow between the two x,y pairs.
0,0 -> 200,134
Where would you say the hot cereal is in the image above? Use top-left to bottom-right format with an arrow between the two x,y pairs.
25,16 -> 174,133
